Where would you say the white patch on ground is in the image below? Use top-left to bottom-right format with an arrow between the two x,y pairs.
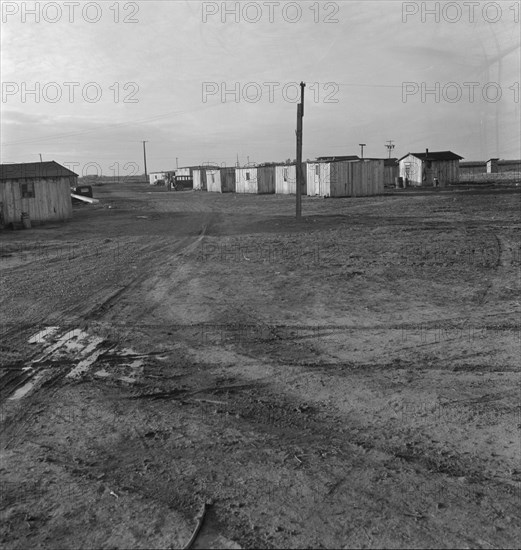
8,372 -> 45,401
13,327 -> 149,399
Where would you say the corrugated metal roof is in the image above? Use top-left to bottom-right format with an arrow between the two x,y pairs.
0,161 -> 78,180
399,151 -> 463,161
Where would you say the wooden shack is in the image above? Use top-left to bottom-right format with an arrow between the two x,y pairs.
306,159 -> 383,197
275,164 -> 307,195
398,150 -> 462,186
0,161 -> 76,226
329,159 -> 384,197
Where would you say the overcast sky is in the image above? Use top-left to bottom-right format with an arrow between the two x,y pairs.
1,0 -> 519,175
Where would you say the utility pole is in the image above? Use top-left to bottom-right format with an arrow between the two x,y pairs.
385,140 -> 395,159
296,81 -> 305,220
236,153 -> 239,168
176,157 -> 179,169
39,153 -> 42,162
359,143 -> 366,159
142,140 -> 148,182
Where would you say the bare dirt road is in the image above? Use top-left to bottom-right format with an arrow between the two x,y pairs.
1,183 -> 520,549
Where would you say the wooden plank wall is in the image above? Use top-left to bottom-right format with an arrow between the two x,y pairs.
0,177 -> 73,224
235,168 -> 258,193
329,160 -> 384,197
206,170 -> 221,192
220,167 -> 236,193
275,165 -> 296,194
257,166 -> 276,194
193,170 -> 203,190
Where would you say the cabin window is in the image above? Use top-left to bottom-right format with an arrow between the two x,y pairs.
246,172 -> 250,181
283,168 -> 288,182
20,181 -> 35,198
315,165 -> 319,176
210,173 -> 215,183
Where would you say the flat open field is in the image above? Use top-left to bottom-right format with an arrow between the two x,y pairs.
1,184 -> 520,549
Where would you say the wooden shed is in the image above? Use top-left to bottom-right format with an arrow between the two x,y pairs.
307,160 -> 383,197
275,164 -> 307,195
0,161 -> 76,226
398,150 -> 463,186
329,159 -> 384,197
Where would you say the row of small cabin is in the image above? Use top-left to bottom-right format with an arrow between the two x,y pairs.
153,158 -> 390,197
152,151 -> 473,195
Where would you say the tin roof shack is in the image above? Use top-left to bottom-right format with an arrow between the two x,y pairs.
0,161 -> 76,227
219,167 -> 236,193
275,164 -> 307,195
398,150 -> 463,187
306,162 -> 331,196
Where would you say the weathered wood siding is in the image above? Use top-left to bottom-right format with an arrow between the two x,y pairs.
206,169 -> 221,192
384,164 -> 399,186
193,169 -> 203,190
433,160 -> 459,185
306,162 -> 330,196
0,177 -> 74,224
399,156 -> 460,186
329,160 -> 384,197
275,165 -> 296,194
256,166 -> 276,194
275,164 -> 307,195
235,168 -> 259,194
460,162 -> 486,176
220,167 -> 236,193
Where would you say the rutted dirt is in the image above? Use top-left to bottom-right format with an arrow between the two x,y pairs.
1,184 -> 520,548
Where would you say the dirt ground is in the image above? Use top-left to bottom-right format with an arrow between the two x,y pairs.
1,183 -> 520,549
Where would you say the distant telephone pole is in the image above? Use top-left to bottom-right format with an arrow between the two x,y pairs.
176,157 -> 179,169
359,143 -> 366,159
39,153 -> 42,162
142,140 -> 148,181
296,81 -> 305,220
385,140 -> 395,158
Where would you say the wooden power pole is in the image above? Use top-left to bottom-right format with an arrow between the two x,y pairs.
296,81 -> 305,220
142,140 -> 148,182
